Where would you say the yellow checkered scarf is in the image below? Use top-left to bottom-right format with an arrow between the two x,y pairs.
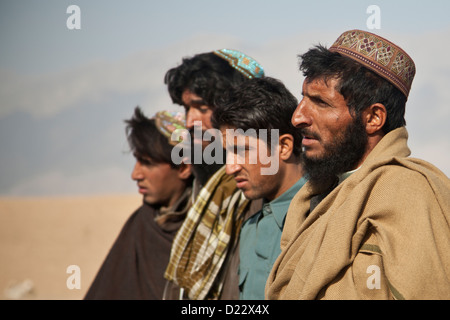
164,166 -> 249,299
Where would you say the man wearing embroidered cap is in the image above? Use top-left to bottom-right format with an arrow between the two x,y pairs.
163,50 -> 265,299
164,49 -> 264,186
85,107 -> 193,299
266,30 -> 450,299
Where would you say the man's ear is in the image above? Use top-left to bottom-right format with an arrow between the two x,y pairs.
278,134 -> 295,161
364,103 -> 387,135
177,163 -> 192,180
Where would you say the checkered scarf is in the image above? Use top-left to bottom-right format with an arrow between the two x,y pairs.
164,166 -> 249,299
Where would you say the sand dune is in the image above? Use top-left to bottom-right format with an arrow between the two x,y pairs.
0,194 -> 141,300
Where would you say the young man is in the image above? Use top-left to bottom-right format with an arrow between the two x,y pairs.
212,76 -> 307,300
163,49 -> 265,299
85,107 -> 192,299
266,29 -> 450,299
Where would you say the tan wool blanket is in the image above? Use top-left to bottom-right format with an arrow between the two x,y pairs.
266,127 -> 450,299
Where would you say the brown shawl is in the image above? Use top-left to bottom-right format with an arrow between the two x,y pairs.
84,188 -> 191,300
266,127 -> 450,299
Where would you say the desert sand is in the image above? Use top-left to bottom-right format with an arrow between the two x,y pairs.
0,194 -> 142,300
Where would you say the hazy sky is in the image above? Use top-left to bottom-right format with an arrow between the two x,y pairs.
1,0 -> 449,196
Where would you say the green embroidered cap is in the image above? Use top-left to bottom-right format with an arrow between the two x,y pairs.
214,49 -> 265,79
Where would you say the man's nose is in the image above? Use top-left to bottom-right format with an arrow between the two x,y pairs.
225,162 -> 242,176
225,151 -> 241,175
131,161 -> 144,181
291,99 -> 311,128
186,108 -> 201,129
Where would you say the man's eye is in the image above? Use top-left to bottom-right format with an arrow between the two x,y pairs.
311,97 -> 329,107
199,107 -> 210,114
139,158 -> 152,166
236,146 -> 248,155
226,146 -> 241,154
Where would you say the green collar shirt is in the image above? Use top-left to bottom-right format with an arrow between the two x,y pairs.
238,176 -> 308,300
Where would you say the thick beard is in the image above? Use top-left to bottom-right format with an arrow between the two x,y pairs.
302,116 -> 368,191
192,161 -> 224,187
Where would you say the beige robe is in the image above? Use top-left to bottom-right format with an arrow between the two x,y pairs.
266,127 -> 450,299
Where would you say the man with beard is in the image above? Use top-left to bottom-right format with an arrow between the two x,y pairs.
266,30 -> 450,299
163,49 -> 265,300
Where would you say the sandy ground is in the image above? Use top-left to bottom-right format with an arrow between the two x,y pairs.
0,194 -> 142,300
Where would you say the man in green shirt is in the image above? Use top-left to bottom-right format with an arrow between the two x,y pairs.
212,76 -> 306,300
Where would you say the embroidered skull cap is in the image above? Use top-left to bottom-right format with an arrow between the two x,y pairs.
213,49 -> 265,79
154,110 -> 186,146
329,29 -> 415,98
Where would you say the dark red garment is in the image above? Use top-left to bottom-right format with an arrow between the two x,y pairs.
84,194 -> 189,300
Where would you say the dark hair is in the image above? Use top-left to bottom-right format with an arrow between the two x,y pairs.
299,45 -> 406,133
125,107 -> 178,167
212,77 -> 302,157
164,52 -> 250,108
